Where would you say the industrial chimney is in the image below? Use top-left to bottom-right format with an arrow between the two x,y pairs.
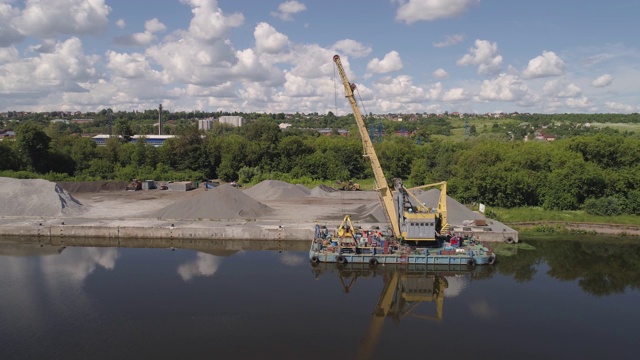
158,104 -> 163,135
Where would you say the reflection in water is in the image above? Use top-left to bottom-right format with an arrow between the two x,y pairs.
469,300 -> 495,319
279,252 -> 306,267
42,247 -> 118,282
497,238 -> 640,296
311,263 -> 494,360
442,274 -> 469,297
0,245 -> 119,337
177,252 -> 223,281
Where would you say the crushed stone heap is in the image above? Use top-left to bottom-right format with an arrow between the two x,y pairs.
414,189 -> 484,225
0,177 -> 85,217
152,184 -> 272,220
243,180 -> 311,201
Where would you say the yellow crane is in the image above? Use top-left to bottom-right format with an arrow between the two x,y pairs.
333,54 -> 448,243
333,54 -> 400,238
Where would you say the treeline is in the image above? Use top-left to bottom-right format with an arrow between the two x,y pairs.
1,119 -> 640,216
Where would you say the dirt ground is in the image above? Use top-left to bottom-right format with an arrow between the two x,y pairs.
71,186 -> 383,224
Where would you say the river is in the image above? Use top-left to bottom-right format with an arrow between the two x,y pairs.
0,236 -> 638,359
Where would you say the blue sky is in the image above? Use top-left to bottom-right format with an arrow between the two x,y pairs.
1,0 -> 638,115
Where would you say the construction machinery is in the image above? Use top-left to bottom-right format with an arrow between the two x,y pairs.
126,179 -> 142,191
308,56 -> 495,267
333,54 -> 447,244
336,180 -> 361,191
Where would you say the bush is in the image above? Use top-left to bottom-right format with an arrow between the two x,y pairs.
583,196 -> 623,216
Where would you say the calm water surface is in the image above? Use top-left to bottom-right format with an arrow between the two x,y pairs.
1,236 -> 638,360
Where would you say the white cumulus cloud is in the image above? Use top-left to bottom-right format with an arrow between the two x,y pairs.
0,2 -> 23,46
113,18 -> 166,47
433,34 -> 464,48
333,39 -> 372,58
254,22 -> 289,54
457,39 -> 503,75
543,79 -> 582,98
271,1 -> 306,21
0,37 -> 98,96
144,18 -> 166,33
433,68 -> 448,79
605,101 -> 637,113
116,19 -> 126,29
566,96 -> 594,109
396,0 -> 479,24
15,0 -> 111,39
185,0 -> 244,42
442,87 -> 468,102
591,74 -> 613,87
367,51 -> 403,74
479,74 -> 531,101
522,51 -> 566,79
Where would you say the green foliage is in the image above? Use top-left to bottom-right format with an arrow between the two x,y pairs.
238,166 -> 260,183
583,196 -> 624,216
4,112 -> 640,219
16,122 -> 51,172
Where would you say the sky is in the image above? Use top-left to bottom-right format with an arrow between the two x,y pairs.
0,0 -> 639,115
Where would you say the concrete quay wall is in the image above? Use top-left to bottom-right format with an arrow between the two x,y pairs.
0,222 -> 313,241
0,218 -> 517,243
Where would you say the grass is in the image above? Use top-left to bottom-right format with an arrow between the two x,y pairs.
488,206 -> 640,226
589,122 -> 640,133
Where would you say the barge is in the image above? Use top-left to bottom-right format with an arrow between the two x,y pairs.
309,216 -> 495,267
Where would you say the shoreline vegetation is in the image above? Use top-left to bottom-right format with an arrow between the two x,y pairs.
488,206 -> 640,237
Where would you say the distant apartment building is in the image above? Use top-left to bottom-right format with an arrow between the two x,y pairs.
198,118 -> 215,131
218,116 -> 245,127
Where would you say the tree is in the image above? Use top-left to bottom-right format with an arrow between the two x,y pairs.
16,122 -> 51,172
115,118 -> 134,142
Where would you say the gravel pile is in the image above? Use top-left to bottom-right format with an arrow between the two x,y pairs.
57,181 -> 129,193
309,185 -> 338,198
152,184 -> 272,219
0,177 -> 85,217
349,202 -> 386,222
244,180 -> 311,201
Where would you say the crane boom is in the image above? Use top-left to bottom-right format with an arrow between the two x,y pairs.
333,54 -> 400,237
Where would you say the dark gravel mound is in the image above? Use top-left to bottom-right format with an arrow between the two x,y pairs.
57,181 -> 129,193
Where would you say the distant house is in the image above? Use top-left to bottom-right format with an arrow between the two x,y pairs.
69,119 -> 93,124
92,134 -> 176,147
0,130 -> 16,140
317,128 -> 349,137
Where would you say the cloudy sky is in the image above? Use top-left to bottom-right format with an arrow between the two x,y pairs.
1,0 -> 638,115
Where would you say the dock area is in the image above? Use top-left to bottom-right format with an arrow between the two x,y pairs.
0,178 -> 519,242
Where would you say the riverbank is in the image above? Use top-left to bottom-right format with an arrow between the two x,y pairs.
0,178 -> 519,243
509,221 -> 640,236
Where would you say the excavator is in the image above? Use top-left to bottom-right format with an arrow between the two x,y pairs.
333,54 -> 448,244
336,179 -> 361,191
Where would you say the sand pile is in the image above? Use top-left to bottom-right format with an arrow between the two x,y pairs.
152,184 -> 272,219
244,180 -> 310,201
0,177 -> 85,217
57,181 -> 128,193
414,189 -> 484,225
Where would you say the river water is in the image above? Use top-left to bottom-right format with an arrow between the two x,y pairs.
1,236 -> 638,360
